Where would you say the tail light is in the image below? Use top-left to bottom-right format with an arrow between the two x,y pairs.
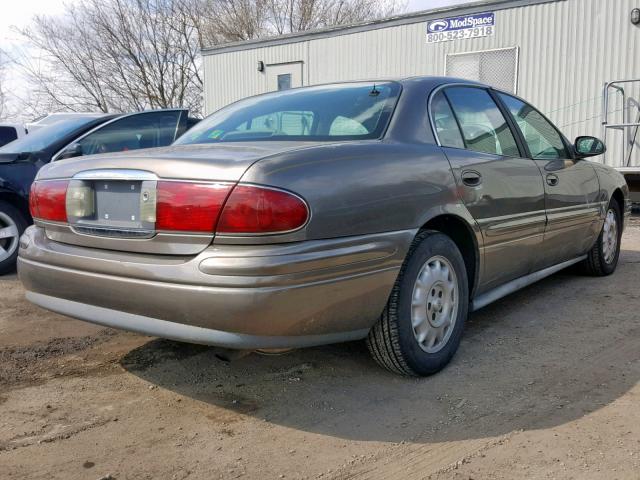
217,185 -> 309,234
29,180 -> 69,222
156,181 -> 233,232
29,178 -> 309,236
156,182 -> 309,235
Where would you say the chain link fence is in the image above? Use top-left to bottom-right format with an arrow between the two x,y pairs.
445,47 -> 519,93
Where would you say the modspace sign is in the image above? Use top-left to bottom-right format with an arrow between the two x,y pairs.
426,12 -> 495,43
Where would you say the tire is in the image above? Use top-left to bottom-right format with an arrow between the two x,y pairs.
366,230 -> 469,376
581,199 -> 622,276
0,201 -> 28,275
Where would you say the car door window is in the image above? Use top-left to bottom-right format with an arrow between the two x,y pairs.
75,111 -> 182,156
431,92 -> 465,149
498,93 -> 570,159
0,126 -> 18,146
445,87 -> 520,157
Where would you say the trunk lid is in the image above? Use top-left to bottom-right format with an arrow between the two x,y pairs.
35,142 -> 320,255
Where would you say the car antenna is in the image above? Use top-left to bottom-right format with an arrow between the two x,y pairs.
369,83 -> 380,96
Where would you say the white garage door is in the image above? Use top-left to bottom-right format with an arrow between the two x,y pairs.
445,47 -> 519,93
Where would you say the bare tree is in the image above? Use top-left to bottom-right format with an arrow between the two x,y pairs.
14,0 -> 402,118
17,0 -> 204,114
190,0 -> 402,46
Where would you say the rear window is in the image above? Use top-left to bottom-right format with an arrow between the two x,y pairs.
174,82 -> 401,144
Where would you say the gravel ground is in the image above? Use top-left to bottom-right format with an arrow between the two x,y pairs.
1,221 -> 639,479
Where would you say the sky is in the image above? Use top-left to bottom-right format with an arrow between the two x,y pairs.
0,0 -> 476,120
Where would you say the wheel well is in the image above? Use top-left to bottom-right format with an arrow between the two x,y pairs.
0,191 -> 31,222
421,215 -> 478,295
612,188 -> 625,228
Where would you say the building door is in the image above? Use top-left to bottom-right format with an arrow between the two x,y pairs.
266,62 -> 303,91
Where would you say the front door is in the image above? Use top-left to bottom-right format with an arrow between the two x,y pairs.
266,62 -> 303,92
432,86 -> 546,293
54,110 -> 186,161
497,93 -> 601,269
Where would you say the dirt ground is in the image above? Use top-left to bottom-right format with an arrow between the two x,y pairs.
1,222 -> 640,480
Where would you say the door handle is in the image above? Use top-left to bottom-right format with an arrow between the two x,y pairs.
461,170 -> 482,187
546,174 -> 559,186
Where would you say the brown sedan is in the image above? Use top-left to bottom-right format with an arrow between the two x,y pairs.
18,78 -> 629,376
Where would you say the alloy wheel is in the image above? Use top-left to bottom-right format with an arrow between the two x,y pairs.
602,208 -> 618,265
0,211 -> 20,263
411,255 -> 459,353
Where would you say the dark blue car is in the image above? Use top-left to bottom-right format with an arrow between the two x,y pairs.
0,109 -> 199,273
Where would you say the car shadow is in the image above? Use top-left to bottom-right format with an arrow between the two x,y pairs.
120,247 -> 640,443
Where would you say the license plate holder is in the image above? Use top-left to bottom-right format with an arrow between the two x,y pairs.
68,179 -> 157,231
94,180 -> 142,228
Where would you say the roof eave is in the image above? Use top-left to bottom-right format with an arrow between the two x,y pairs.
201,0 -> 563,55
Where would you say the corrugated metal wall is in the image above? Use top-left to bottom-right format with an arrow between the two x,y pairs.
203,0 -> 640,165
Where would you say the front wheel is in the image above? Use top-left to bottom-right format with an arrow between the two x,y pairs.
366,231 -> 469,376
581,199 -> 622,276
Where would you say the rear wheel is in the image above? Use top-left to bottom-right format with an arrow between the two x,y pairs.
0,201 -> 27,275
366,231 -> 469,376
581,199 -> 622,276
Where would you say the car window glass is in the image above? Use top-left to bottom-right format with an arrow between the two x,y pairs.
235,111 -> 314,138
76,111 -> 181,156
445,87 -> 520,157
431,92 -> 465,149
174,82 -> 401,144
0,117 -> 102,154
0,126 -> 18,146
498,93 -> 569,159
329,116 -> 368,135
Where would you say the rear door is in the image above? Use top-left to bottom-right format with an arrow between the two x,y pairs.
496,93 -> 601,269
431,86 -> 546,292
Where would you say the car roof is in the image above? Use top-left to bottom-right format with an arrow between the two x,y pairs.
30,112 -> 112,124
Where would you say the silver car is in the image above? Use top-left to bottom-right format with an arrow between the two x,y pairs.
18,78 -> 629,376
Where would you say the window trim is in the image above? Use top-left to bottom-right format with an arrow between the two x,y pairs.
491,89 -> 575,160
427,83 -> 526,159
51,109 -> 187,161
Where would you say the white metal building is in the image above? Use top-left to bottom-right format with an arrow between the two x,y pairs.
202,0 -> 640,167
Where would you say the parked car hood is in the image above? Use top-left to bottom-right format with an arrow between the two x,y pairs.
36,141 -> 329,182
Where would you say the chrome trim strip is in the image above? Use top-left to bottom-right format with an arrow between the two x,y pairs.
471,255 -> 587,311
71,225 -> 155,239
73,169 -> 159,181
25,291 -> 370,349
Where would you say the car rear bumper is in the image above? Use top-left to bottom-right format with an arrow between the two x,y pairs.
18,226 -> 414,348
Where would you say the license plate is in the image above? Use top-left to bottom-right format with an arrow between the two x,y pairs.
95,180 -> 141,226
67,179 -> 157,231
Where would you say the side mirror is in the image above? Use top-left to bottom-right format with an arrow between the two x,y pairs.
57,143 -> 83,160
575,136 -> 606,158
